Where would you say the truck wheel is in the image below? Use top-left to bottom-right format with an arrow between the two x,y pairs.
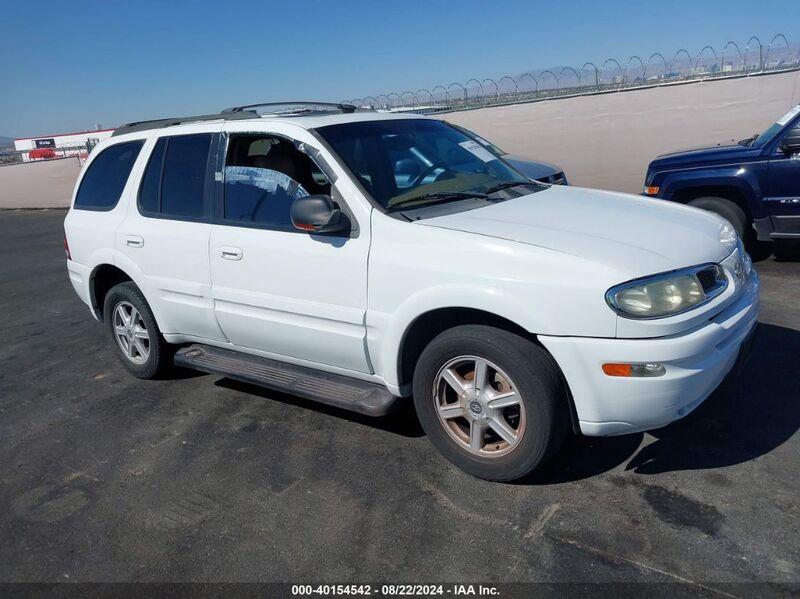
689,196 -> 747,239
412,325 -> 569,481
103,282 -> 172,379
688,196 -> 771,259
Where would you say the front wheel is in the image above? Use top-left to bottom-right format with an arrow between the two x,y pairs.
104,281 -> 172,379
412,325 -> 569,481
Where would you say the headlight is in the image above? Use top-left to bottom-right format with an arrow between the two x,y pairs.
606,264 -> 728,319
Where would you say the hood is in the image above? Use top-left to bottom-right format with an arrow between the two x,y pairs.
416,185 -> 735,277
650,143 -> 760,168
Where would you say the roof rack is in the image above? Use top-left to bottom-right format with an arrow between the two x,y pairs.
222,101 -> 361,115
112,110 -> 259,137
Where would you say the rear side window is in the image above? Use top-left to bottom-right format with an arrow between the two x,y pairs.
138,133 -> 212,219
74,141 -> 143,210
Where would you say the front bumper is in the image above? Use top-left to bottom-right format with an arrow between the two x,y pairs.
539,269 -> 760,436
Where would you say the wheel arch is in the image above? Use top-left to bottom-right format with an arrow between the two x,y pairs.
89,254 -> 153,323
665,173 -> 763,222
89,263 -> 134,321
393,306 -> 580,434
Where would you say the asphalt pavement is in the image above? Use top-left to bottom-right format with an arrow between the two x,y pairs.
0,209 -> 798,592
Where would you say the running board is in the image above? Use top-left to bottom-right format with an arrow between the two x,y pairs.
174,344 -> 400,417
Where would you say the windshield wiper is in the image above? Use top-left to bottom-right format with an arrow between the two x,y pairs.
388,191 -> 488,210
481,181 -> 532,195
738,134 -> 757,146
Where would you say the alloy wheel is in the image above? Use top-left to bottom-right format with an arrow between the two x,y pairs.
433,355 -> 526,457
112,301 -> 150,365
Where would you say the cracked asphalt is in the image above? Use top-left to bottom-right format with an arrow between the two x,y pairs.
0,209 -> 798,592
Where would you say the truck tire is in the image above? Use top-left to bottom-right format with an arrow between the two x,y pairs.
689,196 -> 748,239
688,196 -> 772,260
412,325 -> 569,481
103,281 -> 172,379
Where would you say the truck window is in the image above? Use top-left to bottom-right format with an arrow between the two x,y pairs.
74,141 -> 143,211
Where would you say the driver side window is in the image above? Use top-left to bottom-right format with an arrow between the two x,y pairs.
223,134 -> 331,229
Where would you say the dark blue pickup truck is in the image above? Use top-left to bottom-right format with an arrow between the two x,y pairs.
644,104 -> 800,257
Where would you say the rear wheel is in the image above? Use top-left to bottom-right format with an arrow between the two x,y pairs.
412,325 -> 569,481
104,282 -> 172,379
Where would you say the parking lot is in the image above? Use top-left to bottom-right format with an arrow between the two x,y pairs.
0,209 -> 798,589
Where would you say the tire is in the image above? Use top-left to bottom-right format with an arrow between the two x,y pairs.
688,196 -> 747,239
688,196 -> 771,259
103,281 -> 172,379
412,325 -> 569,482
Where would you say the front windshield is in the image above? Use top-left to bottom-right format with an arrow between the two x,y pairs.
316,119 -> 531,210
753,104 -> 800,147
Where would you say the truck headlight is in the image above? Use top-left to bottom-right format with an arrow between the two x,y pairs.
606,264 -> 727,319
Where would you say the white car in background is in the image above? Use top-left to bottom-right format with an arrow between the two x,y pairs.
64,102 -> 758,481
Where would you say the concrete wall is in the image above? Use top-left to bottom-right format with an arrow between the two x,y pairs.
1,69 -> 798,208
0,157 -> 80,209
447,70 -> 800,194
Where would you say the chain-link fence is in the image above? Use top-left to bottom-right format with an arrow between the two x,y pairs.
342,34 -> 799,114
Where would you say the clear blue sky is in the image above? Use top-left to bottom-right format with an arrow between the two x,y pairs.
1,0 -> 798,137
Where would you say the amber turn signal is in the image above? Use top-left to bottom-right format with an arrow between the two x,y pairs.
602,363 -> 666,377
602,363 -> 632,376
643,186 -> 660,195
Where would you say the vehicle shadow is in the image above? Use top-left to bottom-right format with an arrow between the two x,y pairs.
623,322 -> 800,475
212,323 -> 798,478
774,241 -> 800,262
214,378 -> 425,438
521,322 -> 800,484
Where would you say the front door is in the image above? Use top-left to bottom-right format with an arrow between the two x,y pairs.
766,118 -> 800,236
209,124 -> 372,373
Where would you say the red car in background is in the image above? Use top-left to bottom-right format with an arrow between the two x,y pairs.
29,148 -> 56,160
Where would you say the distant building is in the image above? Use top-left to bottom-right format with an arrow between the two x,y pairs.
13,127 -> 114,162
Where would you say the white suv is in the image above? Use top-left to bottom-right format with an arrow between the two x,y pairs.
64,102 -> 759,481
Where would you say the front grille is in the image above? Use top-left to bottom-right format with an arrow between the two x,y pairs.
538,173 -> 566,185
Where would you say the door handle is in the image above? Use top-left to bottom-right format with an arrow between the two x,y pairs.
125,235 -> 144,248
220,246 -> 243,261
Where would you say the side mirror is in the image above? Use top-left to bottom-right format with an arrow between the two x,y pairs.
290,194 -> 349,234
779,128 -> 800,154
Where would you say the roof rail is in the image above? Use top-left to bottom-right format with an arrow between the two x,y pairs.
222,101 -> 360,115
112,110 -> 259,137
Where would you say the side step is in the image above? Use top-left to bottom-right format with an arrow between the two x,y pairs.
174,344 -> 400,417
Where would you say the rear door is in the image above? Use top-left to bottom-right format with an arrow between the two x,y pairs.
209,122 -> 372,373
766,115 -> 800,236
117,127 -> 227,341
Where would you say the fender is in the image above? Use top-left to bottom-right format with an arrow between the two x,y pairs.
370,283 -> 563,392
657,165 -> 768,220
81,246 -> 122,318
86,250 -> 165,329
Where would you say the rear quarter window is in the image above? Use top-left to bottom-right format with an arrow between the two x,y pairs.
74,141 -> 144,210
